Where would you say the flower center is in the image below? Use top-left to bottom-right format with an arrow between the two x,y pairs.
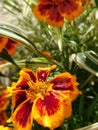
52,0 -> 64,5
26,81 -> 48,99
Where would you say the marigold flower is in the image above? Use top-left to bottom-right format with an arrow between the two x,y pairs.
32,0 -> 86,27
0,36 -> 21,55
10,65 -> 81,130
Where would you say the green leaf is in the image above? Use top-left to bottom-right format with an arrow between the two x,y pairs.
70,51 -> 98,76
86,94 -> 98,121
0,21 -> 38,55
0,22 -> 61,67
0,72 -> 7,77
0,49 -> 19,68
22,0 -> 32,17
76,122 -> 98,130
79,94 -> 85,119
94,0 -> 98,8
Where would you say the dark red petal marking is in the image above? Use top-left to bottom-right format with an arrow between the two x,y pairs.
8,39 -> 17,44
59,0 -> 77,15
0,111 -> 8,125
45,92 -> 59,115
15,100 -> 33,127
15,79 -> 29,90
37,70 -> 48,81
24,70 -> 36,82
6,42 -> 14,50
39,0 -> 52,4
38,4 -> 52,15
36,92 -> 59,116
65,0 -> 77,11
48,5 -> 63,22
50,78 -> 73,90
35,98 -> 46,116
13,91 -> 27,111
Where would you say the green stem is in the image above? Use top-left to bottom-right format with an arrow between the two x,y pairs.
80,74 -> 94,89
65,45 -> 70,71
56,27 -> 63,52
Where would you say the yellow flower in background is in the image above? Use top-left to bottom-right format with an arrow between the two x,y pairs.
0,36 -> 21,55
33,0 -> 86,27
10,65 -> 81,130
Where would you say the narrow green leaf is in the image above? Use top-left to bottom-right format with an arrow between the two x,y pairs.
22,0 -> 32,17
0,49 -> 19,68
87,94 -> 98,120
0,22 -> 61,67
79,94 -> 85,118
0,22 -> 38,55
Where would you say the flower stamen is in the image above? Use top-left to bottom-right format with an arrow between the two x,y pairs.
27,81 -> 48,98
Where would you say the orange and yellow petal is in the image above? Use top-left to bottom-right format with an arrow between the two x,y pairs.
11,68 -> 37,91
13,77 -> 30,90
0,111 -> 8,125
58,0 -> 85,21
0,37 -> 8,52
33,5 -> 51,21
33,91 -> 72,129
19,68 -> 36,82
12,91 -> 27,111
33,4 -> 64,27
5,86 -> 15,97
6,42 -> 16,55
0,91 -> 10,111
49,72 -> 81,101
5,39 -> 21,55
36,65 -> 57,81
46,6 -> 64,27
12,99 -> 33,130
0,125 -> 12,130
